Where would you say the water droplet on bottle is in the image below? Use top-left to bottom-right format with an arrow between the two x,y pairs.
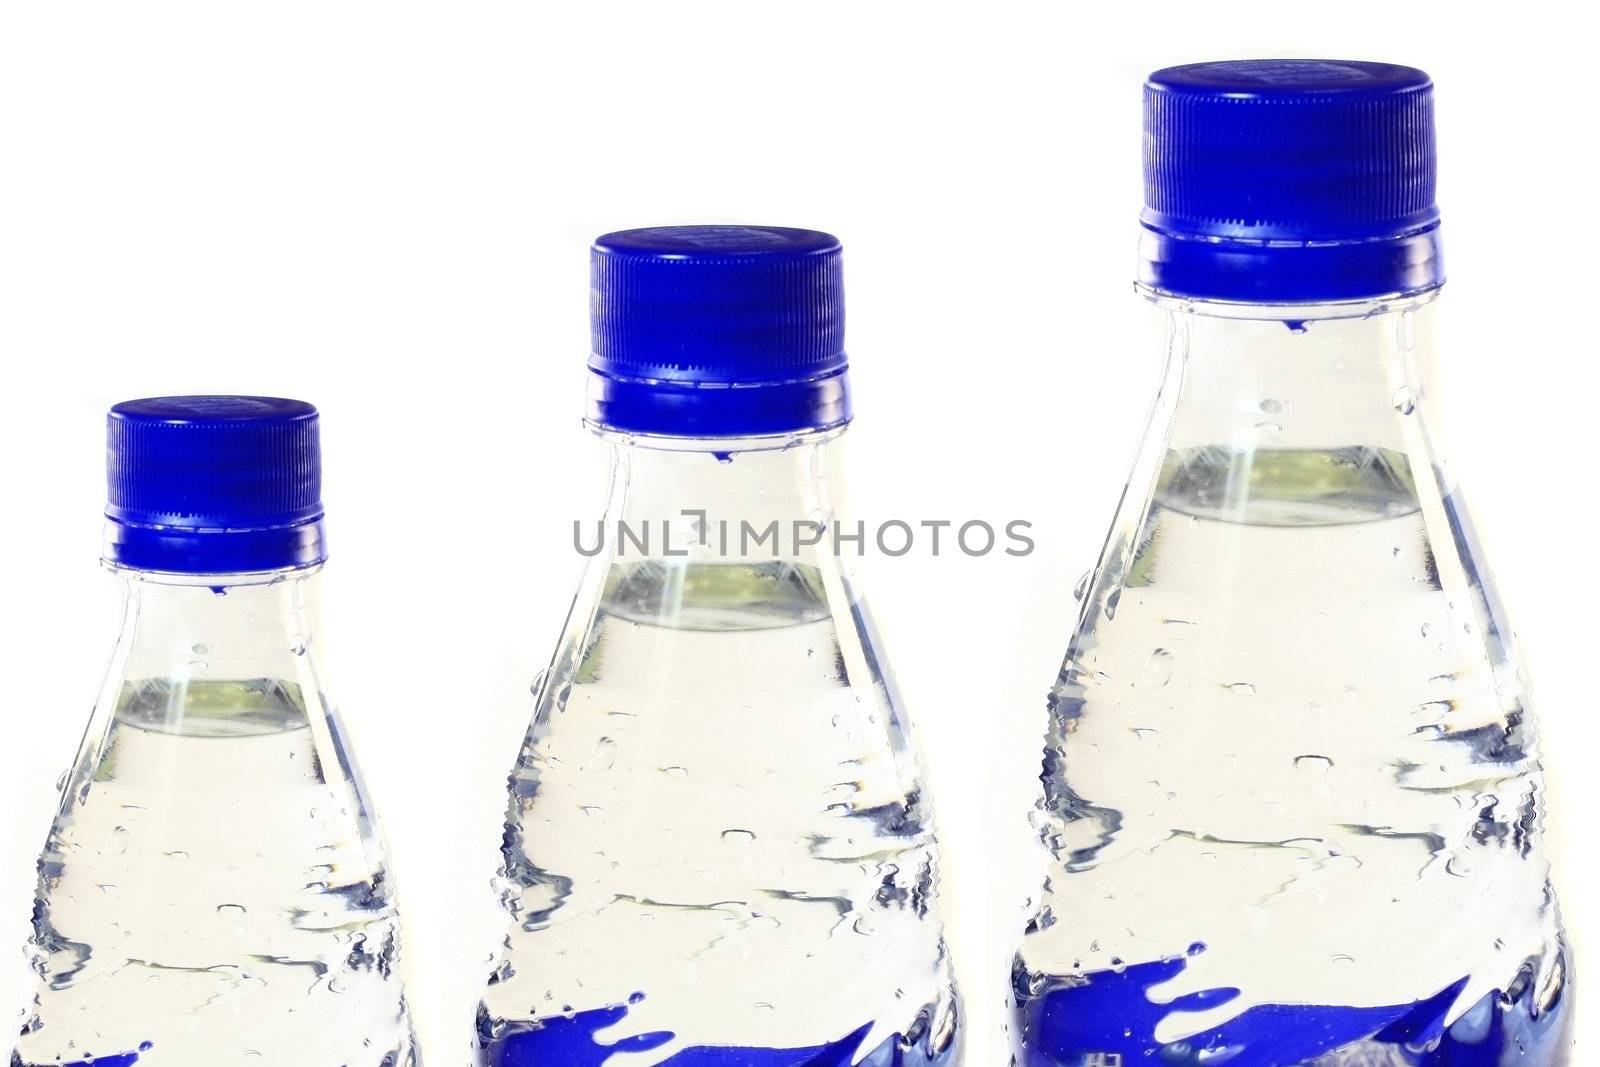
190,643 -> 208,655
1072,572 -> 1091,601
1138,648 -> 1174,688
662,765 -> 689,778
164,850 -> 190,861
1393,386 -> 1416,415
589,737 -> 618,771
1420,622 -> 1432,638
720,829 -> 756,847
1225,681 -> 1256,696
1294,754 -> 1334,773
217,904 -> 247,919
108,827 -> 130,855
1259,398 -> 1283,415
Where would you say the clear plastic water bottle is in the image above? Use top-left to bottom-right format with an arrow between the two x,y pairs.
1011,62 -> 1573,1066
475,226 -> 962,1065
13,397 -> 419,1067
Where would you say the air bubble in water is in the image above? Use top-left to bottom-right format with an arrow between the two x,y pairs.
1138,649 -> 1174,688
590,737 -> 618,771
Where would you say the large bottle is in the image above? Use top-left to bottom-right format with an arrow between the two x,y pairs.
13,397 -> 419,1067
475,226 -> 962,1065
1011,63 -> 1573,1066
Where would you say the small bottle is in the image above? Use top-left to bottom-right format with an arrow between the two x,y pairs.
1011,63 -> 1573,1064
13,397 -> 420,1067
475,226 -> 962,1064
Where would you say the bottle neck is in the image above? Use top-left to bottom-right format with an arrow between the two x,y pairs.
1140,289 -> 1444,527
598,430 -> 849,558
1154,289 -> 1439,454
113,566 -> 326,684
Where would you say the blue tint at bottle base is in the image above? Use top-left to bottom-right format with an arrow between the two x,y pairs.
477,996 -> 957,1066
21,1040 -> 154,1066
1011,948 -> 1571,1066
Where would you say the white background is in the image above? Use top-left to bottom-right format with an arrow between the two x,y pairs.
1,2 -> 1593,1063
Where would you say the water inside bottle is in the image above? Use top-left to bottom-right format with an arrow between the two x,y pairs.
15,679 -> 418,1067
477,559 -> 961,1065
1013,445 -> 1571,1065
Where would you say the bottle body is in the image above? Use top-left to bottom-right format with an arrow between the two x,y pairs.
14,569 -> 418,1067
476,432 -> 961,1065
1011,294 -> 1571,1065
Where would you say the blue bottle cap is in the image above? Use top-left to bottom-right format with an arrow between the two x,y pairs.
1140,59 -> 1443,303
104,396 -> 327,574
588,225 -> 851,437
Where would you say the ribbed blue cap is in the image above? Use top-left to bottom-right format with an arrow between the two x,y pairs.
587,225 -> 851,437
104,396 -> 327,574
1139,59 -> 1443,302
